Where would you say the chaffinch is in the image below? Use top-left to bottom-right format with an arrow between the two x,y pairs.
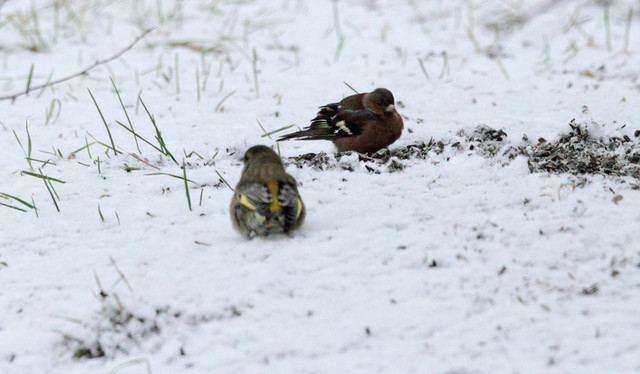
278,88 -> 404,154
230,145 -> 305,238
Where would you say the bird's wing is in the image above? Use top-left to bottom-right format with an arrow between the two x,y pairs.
278,183 -> 303,231
235,182 -> 273,215
278,104 -> 375,141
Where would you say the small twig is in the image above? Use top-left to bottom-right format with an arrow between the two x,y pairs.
558,182 -> 575,201
108,357 -> 152,374
127,152 -> 160,170
0,28 -> 154,102
109,257 -> 133,293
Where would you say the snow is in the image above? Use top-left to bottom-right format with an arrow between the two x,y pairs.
1,0 -> 640,373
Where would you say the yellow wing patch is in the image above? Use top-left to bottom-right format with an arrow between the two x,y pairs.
238,193 -> 256,210
266,181 -> 281,212
296,198 -> 303,219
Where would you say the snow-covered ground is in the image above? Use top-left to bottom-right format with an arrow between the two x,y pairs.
1,0 -> 640,373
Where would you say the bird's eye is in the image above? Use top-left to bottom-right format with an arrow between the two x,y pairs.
243,155 -> 249,162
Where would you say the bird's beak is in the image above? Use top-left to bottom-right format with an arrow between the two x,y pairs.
385,104 -> 396,113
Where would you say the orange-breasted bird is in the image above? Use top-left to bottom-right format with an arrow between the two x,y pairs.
278,88 -> 404,154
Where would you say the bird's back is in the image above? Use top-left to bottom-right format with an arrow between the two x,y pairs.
231,177 -> 304,238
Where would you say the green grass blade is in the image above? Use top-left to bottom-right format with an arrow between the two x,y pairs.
46,176 -> 60,200
144,172 -> 199,185
45,99 -> 62,125
88,89 -> 120,156
215,91 -> 235,112
39,169 -> 60,212
184,150 -> 204,159
110,77 -> 141,153
114,120 -> 164,154
196,67 -> 201,102
26,122 -> 32,166
31,196 -> 39,217
26,64 -> 34,96
209,150 -> 219,163
0,192 -> 36,209
343,81 -> 359,94
139,97 -> 177,163
252,48 -> 259,98
624,7 -> 632,52
0,202 -> 27,212
215,170 -> 234,192
604,5 -> 612,52
256,119 -> 270,138
417,58 -> 430,80
21,170 -> 65,183
182,160 -> 192,211
261,124 -> 294,138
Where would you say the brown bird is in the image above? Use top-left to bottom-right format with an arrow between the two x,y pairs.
278,88 -> 404,154
230,145 -> 305,238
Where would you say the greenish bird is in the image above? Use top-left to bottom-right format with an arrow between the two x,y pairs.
230,145 -> 305,238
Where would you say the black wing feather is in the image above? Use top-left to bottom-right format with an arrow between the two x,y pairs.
278,183 -> 300,232
236,182 -> 272,215
277,104 -> 375,142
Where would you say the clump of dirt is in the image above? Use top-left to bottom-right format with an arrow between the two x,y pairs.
456,124 -> 513,158
290,152 -> 335,170
285,125 -> 510,172
286,138 -> 448,173
64,302 -> 165,360
371,138 -> 447,161
285,120 -> 640,180
524,119 -> 640,179
62,291 -> 249,361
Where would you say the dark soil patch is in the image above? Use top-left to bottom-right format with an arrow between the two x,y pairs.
525,119 -> 640,179
286,120 -> 640,180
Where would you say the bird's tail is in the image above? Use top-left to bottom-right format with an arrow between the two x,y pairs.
277,128 -> 336,141
277,104 -> 342,141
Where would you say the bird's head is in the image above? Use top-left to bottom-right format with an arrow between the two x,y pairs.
240,145 -> 285,180
364,88 -> 397,116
